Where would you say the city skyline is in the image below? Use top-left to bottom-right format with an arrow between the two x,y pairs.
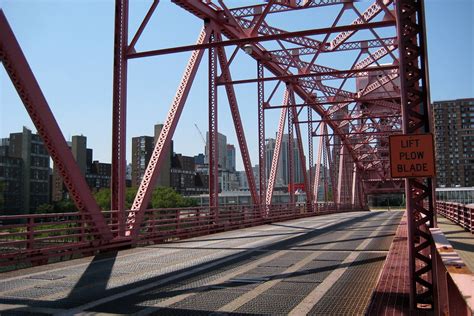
0,1 -> 473,172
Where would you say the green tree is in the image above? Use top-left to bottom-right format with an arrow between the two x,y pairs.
125,187 -> 138,209
54,199 -> 78,212
36,203 -> 55,213
93,186 -> 196,210
94,188 -> 111,210
150,187 -> 197,208
93,187 -> 139,210
151,187 -> 184,208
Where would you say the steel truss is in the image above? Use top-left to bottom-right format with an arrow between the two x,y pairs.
1,0 -> 435,309
396,0 -> 435,309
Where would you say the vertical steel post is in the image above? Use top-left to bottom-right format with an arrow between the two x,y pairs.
111,0 -> 128,236
322,131 -> 329,202
351,163 -> 357,206
257,61 -> 266,211
208,31 -> 219,216
325,126 -> 337,205
336,144 -> 345,206
313,123 -> 324,206
308,107 -> 314,205
290,95 -> 312,209
358,176 -> 366,208
287,90 -> 295,204
396,0 -> 435,309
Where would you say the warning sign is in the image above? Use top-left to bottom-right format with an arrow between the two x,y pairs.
389,134 -> 436,178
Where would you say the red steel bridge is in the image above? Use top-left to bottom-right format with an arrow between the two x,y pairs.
0,0 -> 472,314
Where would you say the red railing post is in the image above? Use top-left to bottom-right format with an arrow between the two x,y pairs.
26,217 -> 34,250
79,213 -> 85,243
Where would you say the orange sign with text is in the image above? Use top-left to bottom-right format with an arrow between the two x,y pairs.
389,134 -> 436,178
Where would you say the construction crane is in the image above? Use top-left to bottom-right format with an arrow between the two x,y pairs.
194,123 -> 206,145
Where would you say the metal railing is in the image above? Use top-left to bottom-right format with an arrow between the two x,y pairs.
0,202 -> 360,270
436,201 -> 474,233
430,228 -> 474,315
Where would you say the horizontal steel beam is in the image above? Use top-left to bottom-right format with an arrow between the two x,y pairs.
218,65 -> 398,86
127,20 -> 396,59
265,96 -> 400,109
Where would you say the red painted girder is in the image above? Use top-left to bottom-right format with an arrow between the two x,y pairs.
287,91 -> 295,204
0,10 -> 112,240
336,144 -> 345,205
272,54 -> 398,81
351,163 -> 358,205
315,130 -> 401,137
229,0 -> 350,18
329,0 -> 394,50
338,103 -> 401,128
302,113 -> 400,124
266,96 -> 399,110
307,108 -> 314,203
354,45 -> 397,70
271,55 -> 344,79
313,123 -> 325,203
269,37 -> 397,55
322,132 -> 329,202
290,93 -> 312,206
299,80 -> 355,98
216,43 -> 259,205
271,55 -> 395,102
265,91 -> 288,206
236,17 -> 322,50
325,126 -> 338,204
111,0 -> 128,235
127,0 -> 159,53
208,32 -> 218,210
218,64 -> 398,86
126,20 -> 396,58
327,74 -> 400,117
128,0 -> 160,52
397,0 -> 435,308
220,7 -> 358,102
358,72 -> 399,97
171,0 -> 386,171
247,0 -> 275,37
128,27 -> 211,237
257,62 -> 266,206
333,37 -> 396,52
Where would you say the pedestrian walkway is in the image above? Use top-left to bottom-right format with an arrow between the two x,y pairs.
437,215 -> 474,272
366,212 -> 411,315
0,211 -> 403,315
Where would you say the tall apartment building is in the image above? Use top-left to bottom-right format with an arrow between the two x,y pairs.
265,134 -> 304,187
131,136 -> 154,187
194,153 -> 205,166
226,144 -> 236,172
0,127 -> 50,213
131,124 -> 172,188
52,135 -> 112,201
0,139 -> 23,214
86,161 -> 112,191
170,153 -> 208,196
205,132 -> 227,168
433,98 -> 474,187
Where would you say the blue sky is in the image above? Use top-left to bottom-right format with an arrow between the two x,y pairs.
0,0 -> 473,171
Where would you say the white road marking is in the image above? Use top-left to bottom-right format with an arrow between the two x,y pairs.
288,214 -> 396,315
